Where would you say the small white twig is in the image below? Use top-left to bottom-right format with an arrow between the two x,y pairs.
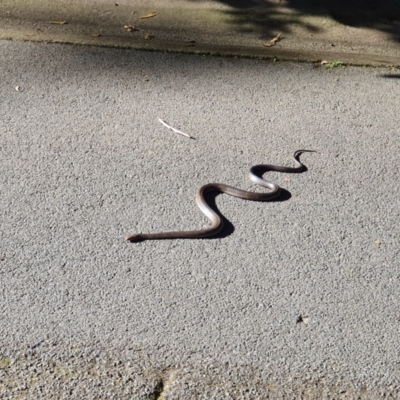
158,118 -> 194,139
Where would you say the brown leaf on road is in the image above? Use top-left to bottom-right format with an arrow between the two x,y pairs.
139,12 -> 158,19
49,20 -> 68,25
144,32 -> 154,40
264,33 -> 281,47
124,25 -> 139,32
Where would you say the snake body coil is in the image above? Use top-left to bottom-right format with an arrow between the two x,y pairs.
127,150 -> 312,242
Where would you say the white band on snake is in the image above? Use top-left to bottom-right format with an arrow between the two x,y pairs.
127,150 -> 314,242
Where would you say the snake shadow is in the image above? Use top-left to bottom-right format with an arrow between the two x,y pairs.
203,152 -> 312,239
203,186 -> 292,240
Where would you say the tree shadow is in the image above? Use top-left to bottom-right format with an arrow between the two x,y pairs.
189,0 -> 400,42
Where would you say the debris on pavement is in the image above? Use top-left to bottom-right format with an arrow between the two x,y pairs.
124,25 -> 139,32
49,21 -> 68,25
158,118 -> 194,139
296,315 -> 309,324
264,33 -> 281,47
326,60 -> 346,68
144,32 -> 154,40
139,12 -> 158,19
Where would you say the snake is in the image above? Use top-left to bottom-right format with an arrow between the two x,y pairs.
127,150 -> 313,242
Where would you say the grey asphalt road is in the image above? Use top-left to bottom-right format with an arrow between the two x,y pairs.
1,40 -> 399,399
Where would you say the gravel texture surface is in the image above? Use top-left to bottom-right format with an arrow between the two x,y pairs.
1,40 -> 399,398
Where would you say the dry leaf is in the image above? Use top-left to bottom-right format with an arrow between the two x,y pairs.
91,33 -> 101,37
320,60 -> 328,65
49,20 -> 67,25
269,33 -> 281,45
144,32 -> 154,40
264,33 -> 281,47
124,25 -> 139,32
139,12 -> 157,19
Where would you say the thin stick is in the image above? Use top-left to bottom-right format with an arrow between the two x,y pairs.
158,118 -> 194,139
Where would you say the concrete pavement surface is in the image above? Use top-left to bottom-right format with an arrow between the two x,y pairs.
1,0 -> 400,66
1,39 -> 400,398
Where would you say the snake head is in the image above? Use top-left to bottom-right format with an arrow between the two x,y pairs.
294,149 -> 317,158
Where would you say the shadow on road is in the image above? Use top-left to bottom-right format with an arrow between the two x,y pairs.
189,0 -> 400,42
379,74 -> 400,79
204,187 -> 292,240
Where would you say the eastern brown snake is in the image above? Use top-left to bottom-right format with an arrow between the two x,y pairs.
127,150 -> 313,242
